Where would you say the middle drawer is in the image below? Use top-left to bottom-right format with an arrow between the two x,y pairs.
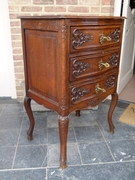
70,50 -> 120,81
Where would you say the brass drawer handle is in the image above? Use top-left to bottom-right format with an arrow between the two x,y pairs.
95,83 -> 106,94
99,59 -> 110,70
100,32 -> 112,44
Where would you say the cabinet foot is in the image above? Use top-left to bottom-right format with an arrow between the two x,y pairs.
24,97 -> 35,141
108,93 -> 118,134
58,115 -> 69,169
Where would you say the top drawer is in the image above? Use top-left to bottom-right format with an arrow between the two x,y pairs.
71,26 -> 121,52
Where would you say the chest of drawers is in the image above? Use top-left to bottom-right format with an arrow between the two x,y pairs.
19,15 -> 124,169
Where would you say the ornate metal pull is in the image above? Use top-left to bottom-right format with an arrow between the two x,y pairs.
99,59 -> 110,70
95,84 -> 106,94
100,32 -> 112,44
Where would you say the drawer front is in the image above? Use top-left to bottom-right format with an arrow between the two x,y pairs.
71,26 -> 121,52
70,73 -> 117,105
70,51 -> 120,81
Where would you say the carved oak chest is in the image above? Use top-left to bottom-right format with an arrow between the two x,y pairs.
19,15 -> 124,169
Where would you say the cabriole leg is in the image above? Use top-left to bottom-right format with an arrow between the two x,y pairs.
58,115 -> 69,169
24,97 -> 35,141
108,93 -> 118,134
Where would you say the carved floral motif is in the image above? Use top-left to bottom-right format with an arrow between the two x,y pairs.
60,96 -> 66,110
58,116 -> 69,131
72,29 -> 93,48
72,60 -> 91,77
71,87 -> 90,103
104,75 -> 115,87
109,29 -> 120,42
87,98 -> 101,107
61,25 -> 67,42
107,53 -> 119,66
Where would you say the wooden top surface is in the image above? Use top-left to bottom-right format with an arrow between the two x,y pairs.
18,15 -> 125,20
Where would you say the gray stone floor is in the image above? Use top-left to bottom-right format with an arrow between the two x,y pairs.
0,99 -> 135,180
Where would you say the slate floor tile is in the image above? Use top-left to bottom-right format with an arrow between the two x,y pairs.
78,142 -> 114,164
19,129 -> 47,145
74,125 -> 104,142
47,143 -> 81,167
0,116 -> 23,130
70,112 -> 97,127
0,130 -> 19,147
0,169 -> 46,180
100,124 -> 132,141
22,112 -> 47,130
0,147 -> 15,169
47,162 -> 135,180
47,127 -> 76,144
13,145 -> 47,168
108,140 -> 135,161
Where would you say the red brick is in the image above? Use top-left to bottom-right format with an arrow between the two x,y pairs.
14,66 -> 24,73
56,0 -> 77,5
21,6 -> 42,12
91,7 -> 100,14
101,7 -> 113,13
101,0 -> 113,6
14,60 -> 23,66
13,48 -> 22,54
11,35 -> 21,41
45,6 -> 66,12
33,0 -> 54,4
12,41 -> 22,48
10,21 -> 20,27
79,0 -> 100,5
11,28 -> 21,34
8,0 -> 31,4
13,55 -> 23,60
68,6 -> 89,13
8,6 -> 19,12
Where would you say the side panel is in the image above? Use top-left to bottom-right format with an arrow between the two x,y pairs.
25,30 -> 58,104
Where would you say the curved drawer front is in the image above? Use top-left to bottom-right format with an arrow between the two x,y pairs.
70,51 -> 119,81
70,73 -> 117,105
71,26 -> 121,52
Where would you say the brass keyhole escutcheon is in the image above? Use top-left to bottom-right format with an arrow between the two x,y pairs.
99,59 -> 110,70
100,32 -> 112,44
95,83 -> 106,94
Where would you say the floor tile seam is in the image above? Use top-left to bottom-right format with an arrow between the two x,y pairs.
0,145 -> 17,148
72,127 -> 83,164
17,144 -> 48,147
42,122 -> 48,168
46,159 -> 135,169
0,167 -> 47,172
97,123 -> 116,162
11,114 -> 25,169
1,160 -> 135,172
0,104 -> 6,116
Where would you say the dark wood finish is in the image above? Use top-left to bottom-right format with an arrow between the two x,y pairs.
19,15 -> 124,169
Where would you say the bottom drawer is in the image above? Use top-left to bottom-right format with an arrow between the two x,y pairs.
70,73 -> 117,106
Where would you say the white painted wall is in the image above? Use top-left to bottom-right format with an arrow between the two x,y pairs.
114,0 -> 135,94
0,0 -> 16,98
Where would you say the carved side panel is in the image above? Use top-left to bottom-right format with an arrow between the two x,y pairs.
72,29 -> 93,48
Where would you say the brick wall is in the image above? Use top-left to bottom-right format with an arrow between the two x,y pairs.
8,0 -> 114,101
